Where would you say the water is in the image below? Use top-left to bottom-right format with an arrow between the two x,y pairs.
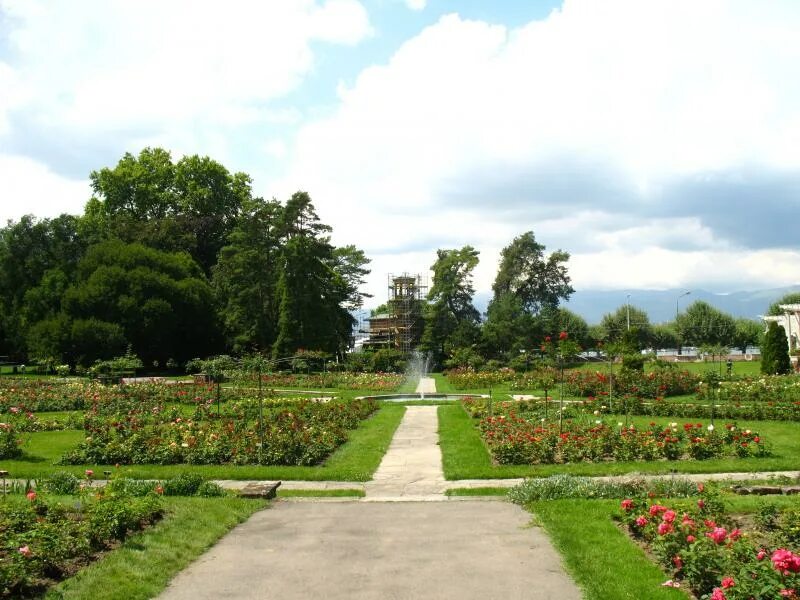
405,349 -> 431,398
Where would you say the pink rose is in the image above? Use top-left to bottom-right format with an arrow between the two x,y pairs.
711,588 -> 726,600
26,491 -> 36,502
18,545 -> 31,557
707,527 -> 727,545
721,577 -> 735,589
621,499 -> 633,511
635,516 -> 648,527
662,510 -> 676,523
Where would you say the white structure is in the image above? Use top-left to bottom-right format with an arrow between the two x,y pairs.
762,304 -> 800,352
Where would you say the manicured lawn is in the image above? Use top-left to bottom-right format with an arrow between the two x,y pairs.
47,496 -> 267,599
438,403 -> 800,479
530,499 -> 686,600
2,404 -> 406,481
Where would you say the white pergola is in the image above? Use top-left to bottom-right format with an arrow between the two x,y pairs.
762,303 -> 800,352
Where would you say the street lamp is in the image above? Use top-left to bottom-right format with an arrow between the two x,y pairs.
676,291 -> 691,355
626,294 -> 631,331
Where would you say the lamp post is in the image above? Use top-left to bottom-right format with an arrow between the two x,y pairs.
626,294 -> 631,331
676,291 -> 691,355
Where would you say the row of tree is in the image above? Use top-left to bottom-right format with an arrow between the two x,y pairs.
0,148 -> 370,367
416,238 -> 794,370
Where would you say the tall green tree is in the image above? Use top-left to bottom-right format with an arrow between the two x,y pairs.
761,322 -> 791,375
0,214 -> 86,359
675,301 -> 736,348
34,240 -> 221,366
212,198 -> 284,352
421,246 -> 481,363
731,318 -> 762,354
599,305 -> 653,349
88,147 -> 251,274
482,231 -> 573,359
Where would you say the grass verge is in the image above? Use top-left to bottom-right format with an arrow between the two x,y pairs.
530,499 -> 685,600
439,403 -> 800,479
46,496 -> 266,600
444,487 -> 509,497
3,405 -> 406,481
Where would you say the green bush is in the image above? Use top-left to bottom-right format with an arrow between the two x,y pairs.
508,473 -> 698,504
39,471 -> 81,495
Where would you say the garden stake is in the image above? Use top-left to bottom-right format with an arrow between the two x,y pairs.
488,387 -> 493,418
558,353 -> 564,435
258,362 -> 264,465
0,470 -> 7,500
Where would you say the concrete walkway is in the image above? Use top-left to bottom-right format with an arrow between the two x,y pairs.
364,406 -> 447,500
158,501 -> 581,600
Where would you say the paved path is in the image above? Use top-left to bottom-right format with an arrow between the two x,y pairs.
157,501 -> 581,600
364,406 -> 447,500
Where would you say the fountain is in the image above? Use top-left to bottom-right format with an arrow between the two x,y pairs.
405,349 -> 432,398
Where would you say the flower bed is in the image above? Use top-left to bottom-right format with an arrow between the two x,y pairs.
620,488 -> 800,599
444,367 -> 517,389
478,414 -> 769,465
0,420 -> 22,459
60,398 -> 379,466
0,487 -> 163,597
244,371 -> 404,391
561,368 -> 700,398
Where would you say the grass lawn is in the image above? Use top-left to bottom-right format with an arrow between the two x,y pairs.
47,496 -> 266,599
2,404 -> 406,481
438,403 -> 800,480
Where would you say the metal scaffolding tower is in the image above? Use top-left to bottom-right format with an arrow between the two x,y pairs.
387,273 -> 427,353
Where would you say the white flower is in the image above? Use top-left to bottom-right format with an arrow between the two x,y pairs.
670,422 -> 678,428
745,429 -> 751,434
595,420 -> 602,424
617,422 -> 623,427
593,410 -> 600,415
707,424 -> 715,431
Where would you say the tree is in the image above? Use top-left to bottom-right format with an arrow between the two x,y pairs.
731,318 -> 762,354
212,198 -> 284,352
675,301 -> 736,348
88,147 -> 251,274
491,231 -> 574,314
761,322 -> 791,375
650,324 -> 679,351
421,246 -> 481,363
44,240 -> 221,366
483,232 -> 573,359
542,307 -> 589,349
767,292 -> 800,316
599,305 -> 653,348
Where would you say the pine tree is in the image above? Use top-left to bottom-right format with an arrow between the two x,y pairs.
761,322 -> 791,375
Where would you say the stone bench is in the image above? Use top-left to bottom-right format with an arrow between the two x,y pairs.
239,481 -> 281,499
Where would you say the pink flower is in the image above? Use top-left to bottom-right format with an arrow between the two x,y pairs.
662,510 -> 676,524
621,499 -> 633,511
26,491 -> 36,502
711,588 -> 726,600
18,545 -> 31,557
661,580 -> 680,588
697,499 -> 706,509
707,527 -> 728,544
85,469 -> 94,478
681,513 -> 694,527
757,550 -> 767,560
649,504 -> 667,516
780,590 -> 796,599
729,528 -> 742,541
721,577 -> 735,589
657,522 -> 673,536
672,555 -> 683,569
686,535 -> 696,543
635,516 -> 648,527
772,549 -> 800,575
559,331 -> 568,341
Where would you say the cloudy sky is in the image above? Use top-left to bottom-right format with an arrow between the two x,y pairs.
1,0 -> 799,306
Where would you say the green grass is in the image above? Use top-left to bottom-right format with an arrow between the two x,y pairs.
530,499 -> 687,600
277,488 -> 365,497
444,487 -> 509,496
46,496 -> 266,599
2,405 -> 406,481
438,403 -> 800,479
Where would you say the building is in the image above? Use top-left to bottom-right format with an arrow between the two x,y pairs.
362,274 -> 427,352
762,303 -> 800,353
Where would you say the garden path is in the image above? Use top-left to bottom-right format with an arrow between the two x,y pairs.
157,500 -> 582,600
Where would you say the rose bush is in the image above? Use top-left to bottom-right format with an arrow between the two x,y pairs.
621,489 -> 800,599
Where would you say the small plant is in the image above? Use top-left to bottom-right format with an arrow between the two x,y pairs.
39,471 -> 81,495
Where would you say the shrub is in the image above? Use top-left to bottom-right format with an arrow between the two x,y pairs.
0,421 -> 22,459
508,474 -> 698,504
39,471 -> 81,495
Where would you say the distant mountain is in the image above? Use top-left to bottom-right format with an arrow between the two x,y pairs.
564,286 -> 800,324
470,286 -> 800,325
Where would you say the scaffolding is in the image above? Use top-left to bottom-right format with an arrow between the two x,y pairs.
387,273 -> 427,353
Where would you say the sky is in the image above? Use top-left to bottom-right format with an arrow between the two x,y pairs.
1,0 -> 799,308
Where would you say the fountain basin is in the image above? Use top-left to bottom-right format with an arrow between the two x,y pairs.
356,393 -> 489,403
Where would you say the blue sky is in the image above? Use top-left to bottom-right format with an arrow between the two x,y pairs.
1,0 -> 799,305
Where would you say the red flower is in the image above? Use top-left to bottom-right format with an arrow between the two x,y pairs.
657,522 -> 673,536
662,510 -> 676,524
672,555 -> 683,569
544,336 -> 551,343
772,549 -> 800,575
686,535 -> 696,543
707,527 -> 728,544
26,491 -> 36,502
18,545 -> 31,557
711,588 -> 726,600
559,331 -> 568,340
635,516 -> 648,527
621,499 -> 633,511
721,577 -> 735,589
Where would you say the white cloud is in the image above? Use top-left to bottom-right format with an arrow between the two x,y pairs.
0,154 -> 89,223
0,0 -> 372,163
272,1 -> 800,301
405,0 -> 427,10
